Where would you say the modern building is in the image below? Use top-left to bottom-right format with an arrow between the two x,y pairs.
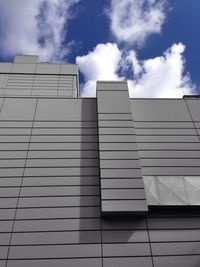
0,55 -> 200,267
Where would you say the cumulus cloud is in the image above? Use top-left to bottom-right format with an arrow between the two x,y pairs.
76,43 -> 122,96
108,0 -> 166,45
0,0 -> 79,62
128,43 -> 195,98
77,42 -> 195,98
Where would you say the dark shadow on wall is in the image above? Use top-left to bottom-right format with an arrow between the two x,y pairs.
101,216 -> 148,242
79,99 -> 101,246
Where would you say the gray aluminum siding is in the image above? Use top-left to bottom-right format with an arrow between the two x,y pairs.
0,57 -> 200,266
0,96 -> 200,267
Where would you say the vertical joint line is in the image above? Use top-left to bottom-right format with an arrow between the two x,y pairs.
30,63 -> 37,96
145,218 -> 155,267
5,98 -> 38,266
100,213 -> 104,267
57,64 -> 62,97
185,99 -> 200,143
96,98 -> 104,267
0,97 -> 6,114
1,74 -> 7,95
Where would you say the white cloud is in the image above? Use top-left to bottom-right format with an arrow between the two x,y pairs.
76,43 -> 122,96
128,43 -> 196,98
77,42 -> 195,98
108,0 -> 166,45
0,0 -> 79,62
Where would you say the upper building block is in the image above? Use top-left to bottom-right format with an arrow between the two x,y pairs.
14,55 -> 40,63
0,55 -> 79,97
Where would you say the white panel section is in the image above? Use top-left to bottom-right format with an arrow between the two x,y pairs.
143,176 -> 200,205
183,177 -> 200,205
143,176 -> 160,205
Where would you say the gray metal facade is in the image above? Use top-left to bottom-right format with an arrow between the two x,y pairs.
0,56 -> 200,267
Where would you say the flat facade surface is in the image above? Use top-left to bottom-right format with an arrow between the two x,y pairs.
0,56 -> 200,266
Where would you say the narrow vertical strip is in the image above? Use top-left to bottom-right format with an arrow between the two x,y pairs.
5,98 -> 38,266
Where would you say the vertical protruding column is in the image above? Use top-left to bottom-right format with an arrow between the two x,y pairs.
97,81 -> 148,215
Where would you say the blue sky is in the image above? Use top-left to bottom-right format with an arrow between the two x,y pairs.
0,0 -> 199,97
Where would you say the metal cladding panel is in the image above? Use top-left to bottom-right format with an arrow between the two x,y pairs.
8,244 -> 102,258
17,196 -> 100,208
102,200 -> 148,215
0,63 -> 12,72
97,90 -> 132,113
11,63 -> 36,74
102,217 -> 147,230
35,63 -> 60,74
149,229 -> 200,242
101,178 -> 144,188
102,243 -> 151,256
102,189 -> 146,199
6,259 -> 102,267
97,81 -> 128,91
19,186 -> 99,197
102,229 -> 148,243
148,217 -> 200,229
134,121 -> 194,128
11,231 -> 101,245
0,234 -> 11,246
27,149 -> 98,158
15,207 -> 100,220
130,99 -> 191,121
60,64 -> 78,75
23,176 -> 99,186
0,98 -> 37,120
97,81 -> 148,215
14,218 -> 101,232
151,241 -> 200,255
153,256 -> 200,267
103,258 -> 153,267
0,247 -> 9,260
35,98 -> 96,121
14,55 -> 39,63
